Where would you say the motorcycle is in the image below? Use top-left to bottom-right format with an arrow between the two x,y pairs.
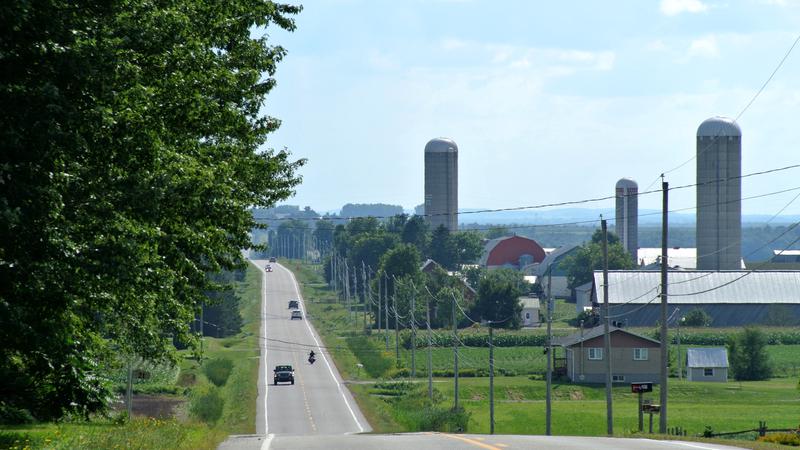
308,355 -> 316,364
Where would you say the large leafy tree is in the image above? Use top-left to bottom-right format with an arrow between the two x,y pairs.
561,229 -> 634,289
728,328 -> 773,381
0,0 -> 303,419
429,225 -> 457,269
472,269 -> 524,329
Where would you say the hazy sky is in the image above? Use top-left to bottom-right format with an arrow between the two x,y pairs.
263,0 -> 800,218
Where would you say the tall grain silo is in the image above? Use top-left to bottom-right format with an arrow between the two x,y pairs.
696,116 -> 742,270
424,137 -> 458,232
615,178 -> 638,265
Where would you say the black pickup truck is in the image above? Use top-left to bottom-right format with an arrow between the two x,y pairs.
273,365 -> 294,385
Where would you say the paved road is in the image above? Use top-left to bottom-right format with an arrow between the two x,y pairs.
219,260 -> 744,450
219,260 -> 369,450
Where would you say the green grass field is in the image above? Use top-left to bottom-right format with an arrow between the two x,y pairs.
291,260 -> 800,447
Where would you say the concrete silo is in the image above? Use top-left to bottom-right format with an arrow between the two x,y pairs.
615,178 -> 638,265
424,138 -> 458,232
696,116 -> 742,270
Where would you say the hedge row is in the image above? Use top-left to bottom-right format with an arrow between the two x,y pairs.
401,329 -> 800,349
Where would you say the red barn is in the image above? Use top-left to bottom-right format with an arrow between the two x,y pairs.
479,235 -> 546,269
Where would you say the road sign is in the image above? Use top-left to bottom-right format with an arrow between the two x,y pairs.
631,382 -> 653,393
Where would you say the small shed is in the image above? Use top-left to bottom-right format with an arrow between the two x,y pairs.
686,348 -> 729,382
519,296 -> 540,327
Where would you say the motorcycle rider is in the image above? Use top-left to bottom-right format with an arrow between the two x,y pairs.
308,350 -> 316,363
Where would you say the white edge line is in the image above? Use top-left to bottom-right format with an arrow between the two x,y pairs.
260,433 -> 274,450
651,439 -> 731,450
282,263 -> 366,433
251,260 -> 269,437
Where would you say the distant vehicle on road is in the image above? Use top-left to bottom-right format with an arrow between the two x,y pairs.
269,256 -> 277,262
265,264 -> 273,272
288,300 -> 299,309
291,310 -> 303,320
273,365 -> 294,385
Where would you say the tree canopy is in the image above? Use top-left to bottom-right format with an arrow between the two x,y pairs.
561,229 -> 634,289
472,269 -> 524,329
0,0 -> 303,419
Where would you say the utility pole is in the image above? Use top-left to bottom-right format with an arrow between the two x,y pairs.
384,272 -> 390,350
677,310 -> 682,381
411,282 -> 417,378
126,358 -> 133,418
453,292 -> 459,411
426,292 -> 433,401
660,180 -> 669,434
602,218 -> 613,435
200,301 -> 205,365
377,269 -> 382,335
489,324 -> 495,434
545,265 -> 553,435
362,262 -> 367,332
394,278 -> 400,364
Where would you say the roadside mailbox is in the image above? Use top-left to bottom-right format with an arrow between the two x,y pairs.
631,382 -> 654,432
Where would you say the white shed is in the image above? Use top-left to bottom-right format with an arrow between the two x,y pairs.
519,297 -> 540,327
686,348 -> 729,382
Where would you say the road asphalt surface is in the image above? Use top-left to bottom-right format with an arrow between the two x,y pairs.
218,260 -> 745,450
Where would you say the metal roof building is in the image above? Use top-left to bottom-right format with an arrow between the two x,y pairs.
591,270 -> 800,326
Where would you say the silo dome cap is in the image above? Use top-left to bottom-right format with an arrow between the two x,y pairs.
616,178 -> 638,189
425,137 -> 458,153
697,116 -> 741,137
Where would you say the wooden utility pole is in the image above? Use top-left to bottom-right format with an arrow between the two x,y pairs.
362,262 -> 367,331
602,218 -> 613,435
453,293 -> 459,411
377,269 -> 382,333
545,265 -> 553,435
426,294 -> 433,401
660,180 -> 669,433
489,324 -> 495,434
385,272 -> 390,350
394,279 -> 399,364
411,282 -> 416,378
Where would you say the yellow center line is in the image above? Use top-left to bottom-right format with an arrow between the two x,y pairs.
292,352 -> 317,432
440,434 -> 503,450
495,444 -> 509,448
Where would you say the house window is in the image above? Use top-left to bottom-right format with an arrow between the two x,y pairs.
704,368 -> 714,377
634,348 -> 649,361
612,374 -> 626,382
588,348 -> 603,360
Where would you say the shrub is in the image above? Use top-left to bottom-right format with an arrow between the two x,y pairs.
0,402 -> 35,425
758,432 -> 800,446
682,309 -> 712,327
189,386 -> 224,424
387,367 -> 411,379
203,358 -> 234,387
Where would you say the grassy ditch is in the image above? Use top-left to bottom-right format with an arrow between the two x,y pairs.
0,263 -> 264,449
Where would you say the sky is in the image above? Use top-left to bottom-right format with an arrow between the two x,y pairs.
261,0 -> 800,219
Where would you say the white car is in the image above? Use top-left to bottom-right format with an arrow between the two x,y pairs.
291,310 -> 303,320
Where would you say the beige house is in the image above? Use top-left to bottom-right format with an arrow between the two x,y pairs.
554,326 -> 661,384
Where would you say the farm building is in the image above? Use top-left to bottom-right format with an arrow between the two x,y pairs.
519,296 -> 540,327
479,235 -> 546,270
637,248 -> 746,270
588,270 -> 800,327
553,326 -> 661,384
686,348 -> 729,382
534,244 -> 580,298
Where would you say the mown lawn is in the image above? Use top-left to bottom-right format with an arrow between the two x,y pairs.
432,376 -> 800,437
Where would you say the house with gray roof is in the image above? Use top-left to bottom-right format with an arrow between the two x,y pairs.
589,270 -> 800,327
686,348 -> 729,382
